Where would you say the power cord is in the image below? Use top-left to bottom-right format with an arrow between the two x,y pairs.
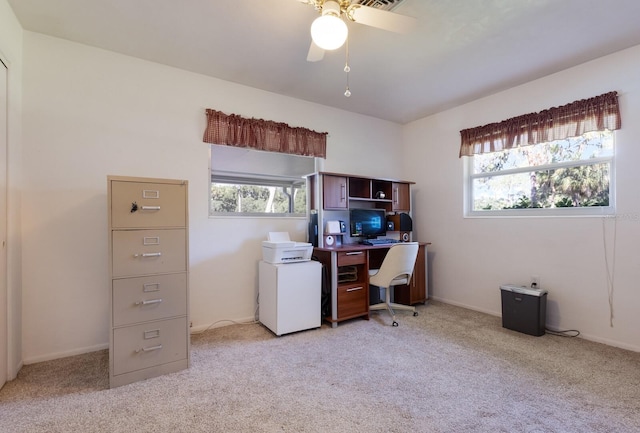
190,294 -> 260,335
545,328 -> 580,338
190,318 -> 259,335
602,216 -> 617,327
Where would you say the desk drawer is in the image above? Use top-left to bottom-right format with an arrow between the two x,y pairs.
337,250 -> 366,266
111,181 -> 186,228
337,283 -> 368,319
113,317 -> 187,376
113,273 -> 187,327
112,229 -> 186,277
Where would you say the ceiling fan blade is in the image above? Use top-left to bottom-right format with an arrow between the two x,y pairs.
306,40 -> 325,62
348,5 -> 417,33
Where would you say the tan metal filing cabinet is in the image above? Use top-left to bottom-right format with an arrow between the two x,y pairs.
108,176 -> 189,388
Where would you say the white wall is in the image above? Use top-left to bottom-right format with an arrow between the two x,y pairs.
404,44 -> 640,351
0,0 -> 23,379
20,32 -> 403,363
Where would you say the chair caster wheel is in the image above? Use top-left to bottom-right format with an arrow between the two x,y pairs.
413,312 -> 418,317
392,321 -> 399,327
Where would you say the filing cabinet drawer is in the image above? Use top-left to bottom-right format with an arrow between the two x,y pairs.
337,283 -> 368,319
337,250 -> 366,266
111,181 -> 186,228
112,229 -> 186,277
113,317 -> 188,376
113,273 -> 187,327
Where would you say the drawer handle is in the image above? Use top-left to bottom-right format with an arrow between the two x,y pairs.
346,286 -> 364,292
136,344 -> 163,353
134,252 -> 162,258
346,251 -> 363,256
135,298 -> 163,306
141,206 -> 161,211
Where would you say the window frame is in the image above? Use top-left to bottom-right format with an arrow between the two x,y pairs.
208,146 -> 321,218
210,174 -> 308,218
464,133 -> 616,218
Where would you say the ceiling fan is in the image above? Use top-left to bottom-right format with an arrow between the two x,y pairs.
298,0 -> 417,62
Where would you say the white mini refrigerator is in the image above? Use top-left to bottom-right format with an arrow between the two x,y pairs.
258,260 -> 322,336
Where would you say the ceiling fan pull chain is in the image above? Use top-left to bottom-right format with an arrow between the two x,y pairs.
344,35 -> 351,97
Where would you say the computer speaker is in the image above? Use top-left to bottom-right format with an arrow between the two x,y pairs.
308,213 -> 318,247
387,213 -> 413,232
323,234 -> 341,248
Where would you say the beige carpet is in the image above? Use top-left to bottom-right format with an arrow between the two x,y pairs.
1,301 -> 639,433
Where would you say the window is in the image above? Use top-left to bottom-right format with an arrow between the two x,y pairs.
460,92 -> 621,217
466,130 -> 615,216
210,145 -> 316,217
211,178 -> 307,215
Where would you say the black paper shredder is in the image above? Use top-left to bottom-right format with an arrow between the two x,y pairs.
500,285 -> 548,336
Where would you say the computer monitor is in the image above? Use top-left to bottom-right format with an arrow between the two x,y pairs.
349,208 -> 387,238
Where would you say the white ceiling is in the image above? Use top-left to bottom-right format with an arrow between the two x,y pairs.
8,0 -> 640,124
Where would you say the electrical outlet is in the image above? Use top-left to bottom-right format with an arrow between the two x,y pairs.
530,276 -> 540,289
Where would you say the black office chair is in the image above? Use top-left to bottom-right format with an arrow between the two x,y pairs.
368,242 -> 419,326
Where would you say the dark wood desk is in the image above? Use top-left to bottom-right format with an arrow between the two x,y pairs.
313,242 -> 429,327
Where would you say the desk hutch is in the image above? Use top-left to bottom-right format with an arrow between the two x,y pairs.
308,172 -> 428,327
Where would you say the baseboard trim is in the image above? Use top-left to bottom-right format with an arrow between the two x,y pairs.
562,331 -> 640,352
430,296 -> 500,317
9,360 -> 24,381
23,343 -> 109,365
22,315 -> 258,364
430,296 -> 640,353
21,305 -> 638,365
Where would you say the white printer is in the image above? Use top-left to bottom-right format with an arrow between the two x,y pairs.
261,232 -> 313,264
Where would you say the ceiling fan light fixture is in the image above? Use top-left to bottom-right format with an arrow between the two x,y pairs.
310,3 -> 348,51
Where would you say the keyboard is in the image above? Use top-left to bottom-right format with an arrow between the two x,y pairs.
360,238 -> 400,246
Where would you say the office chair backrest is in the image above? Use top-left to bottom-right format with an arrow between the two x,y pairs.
371,242 -> 419,288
